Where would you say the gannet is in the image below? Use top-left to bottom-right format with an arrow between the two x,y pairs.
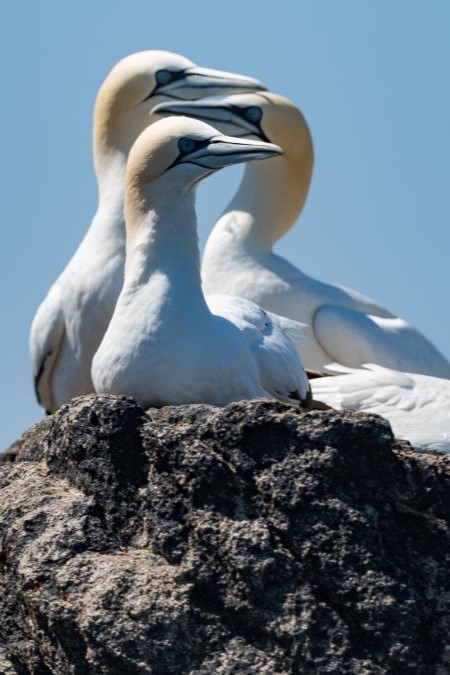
154,94 -> 450,377
91,117 -> 311,409
30,52 -> 266,414
311,364 -> 450,453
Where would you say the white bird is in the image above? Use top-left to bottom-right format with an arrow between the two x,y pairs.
154,93 -> 450,378
92,117 -> 311,409
30,52 -> 266,414
311,364 -> 450,453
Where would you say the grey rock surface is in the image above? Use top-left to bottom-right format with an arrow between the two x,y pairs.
1,395 -> 449,674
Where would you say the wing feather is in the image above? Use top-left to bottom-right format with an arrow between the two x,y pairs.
314,306 -> 450,378
29,285 -> 65,413
312,364 -> 450,452
206,294 -> 311,407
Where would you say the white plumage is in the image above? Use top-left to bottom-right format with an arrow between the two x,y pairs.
154,93 -> 450,378
30,51 -> 266,413
311,364 -> 450,452
92,117 -> 311,409
206,294 -> 309,405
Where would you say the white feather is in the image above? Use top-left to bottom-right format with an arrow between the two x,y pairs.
92,118 -> 311,410
312,364 -> 450,453
190,94 -> 450,378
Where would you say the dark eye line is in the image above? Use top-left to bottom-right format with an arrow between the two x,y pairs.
142,69 -> 188,103
229,104 -> 260,121
229,105 -> 270,142
247,106 -> 262,121
178,137 -> 210,155
157,69 -> 187,86
166,137 -> 211,172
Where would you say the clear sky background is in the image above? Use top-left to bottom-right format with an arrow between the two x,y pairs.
1,1 -> 449,449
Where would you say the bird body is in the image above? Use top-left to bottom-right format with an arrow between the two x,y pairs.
200,229 -> 405,372
30,52 -> 266,413
92,117 -> 311,409
155,93 -> 450,378
311,364 -> 450,453
30,157 -> 126,412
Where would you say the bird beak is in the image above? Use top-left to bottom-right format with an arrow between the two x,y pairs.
158,67 -> 266,100
180,135 -> 282,170
154,100 -> 234,122
153,100 -> 267,139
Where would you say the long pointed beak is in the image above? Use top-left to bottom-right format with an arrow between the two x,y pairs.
162,67 -> 266,99
183,135 -> 282,170
154,100 -> 234,123
153,99 -> 264,138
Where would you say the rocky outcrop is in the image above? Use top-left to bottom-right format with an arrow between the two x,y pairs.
1,395 -> 449,674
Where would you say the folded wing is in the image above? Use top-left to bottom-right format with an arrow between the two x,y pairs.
29,284 -> 65,414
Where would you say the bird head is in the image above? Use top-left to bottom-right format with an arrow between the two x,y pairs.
94,51 -> 266,158
152,91 -> 313,160
125,116 -> 282,219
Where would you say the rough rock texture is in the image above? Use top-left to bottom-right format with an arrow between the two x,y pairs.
1,395 -> 450,674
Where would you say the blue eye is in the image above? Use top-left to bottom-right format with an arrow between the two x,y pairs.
246,106 -> 262,123
156,69 -> 174,86
178,137 -> 197,154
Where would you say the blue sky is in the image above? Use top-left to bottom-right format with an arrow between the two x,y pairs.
1,1 -> 449,449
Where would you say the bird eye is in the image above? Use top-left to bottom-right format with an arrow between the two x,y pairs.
156,69 -> 174,86
178,137 -> 197,154
246,106 -> 263,123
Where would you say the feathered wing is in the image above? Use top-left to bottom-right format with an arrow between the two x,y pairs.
310,363 -> 414,410
29,284 -> 65,414
313,306 -> 450,378
248,254 -> 450,377
206,294 -> 311,407
311,363 -> 450,452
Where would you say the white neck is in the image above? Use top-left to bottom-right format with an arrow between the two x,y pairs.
208,147 -> 311,254
89,148 -> 127,242
125,187 -> 208,311
91,105 -> 155,242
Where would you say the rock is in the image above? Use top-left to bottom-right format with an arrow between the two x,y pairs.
0,395 -> 449,674
0,439 -> 21,464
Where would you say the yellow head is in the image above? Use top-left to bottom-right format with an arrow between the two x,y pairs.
153,92 -> 314,238
125,116 -> 282,229
93,51 -> 266,163
153,91 -> 313,162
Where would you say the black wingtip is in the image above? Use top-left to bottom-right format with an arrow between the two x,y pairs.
34,375 -> 42,406
304,387 -> 313,411
34,349 -> 53,407
288,386 -> 313,411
